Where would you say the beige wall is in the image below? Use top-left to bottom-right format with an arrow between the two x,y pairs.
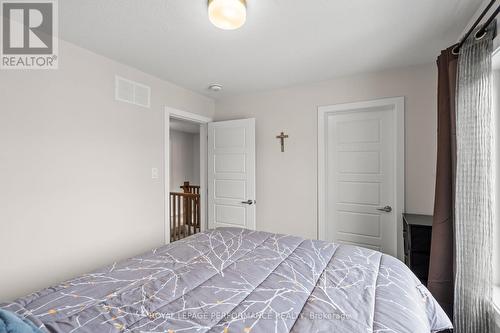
0,40 -> 214,301
214,63 -> 437,240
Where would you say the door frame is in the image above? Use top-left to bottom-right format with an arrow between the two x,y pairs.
164,107 -> 213,244
317,97 -> 405,259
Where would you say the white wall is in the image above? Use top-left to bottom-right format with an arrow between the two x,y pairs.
214,63 -> 437,240
193,133 -> 201,186
0,39 -> 214,301
170,129 -> 200,192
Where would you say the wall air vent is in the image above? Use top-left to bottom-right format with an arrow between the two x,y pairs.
115,75 -> 151,108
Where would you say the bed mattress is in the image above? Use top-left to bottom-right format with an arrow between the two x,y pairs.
1,227 -> 452,332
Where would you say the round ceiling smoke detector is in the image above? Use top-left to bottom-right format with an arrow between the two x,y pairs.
208,84 -> 223,92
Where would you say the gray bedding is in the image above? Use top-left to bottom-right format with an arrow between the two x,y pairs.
1,227 -> 452,332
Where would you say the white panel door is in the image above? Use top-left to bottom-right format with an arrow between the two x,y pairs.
327,107 -> 397,256
208,119 -> 256,230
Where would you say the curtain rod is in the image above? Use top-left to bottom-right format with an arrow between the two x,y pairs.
452,0 -> 499,54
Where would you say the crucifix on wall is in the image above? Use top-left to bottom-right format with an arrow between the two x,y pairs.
276,131 -> 289,152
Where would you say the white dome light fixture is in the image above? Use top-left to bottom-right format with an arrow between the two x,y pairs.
208,0 -> 247,30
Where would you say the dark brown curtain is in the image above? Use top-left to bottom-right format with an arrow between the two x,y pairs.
427,46 -> 457,318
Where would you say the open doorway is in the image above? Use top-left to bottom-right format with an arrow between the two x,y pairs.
164,107 -> 256,244
169,118 -> 201,242
164,107 -> 212,244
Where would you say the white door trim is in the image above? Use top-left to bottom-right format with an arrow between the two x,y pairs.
317,97 -> 405,259
164,107 -> 213,245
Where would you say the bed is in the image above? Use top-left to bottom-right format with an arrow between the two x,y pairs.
1,227 -> 452,332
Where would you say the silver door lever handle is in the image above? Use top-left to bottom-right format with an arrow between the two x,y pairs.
377,206 -> 392,213
241,200 -> 254,205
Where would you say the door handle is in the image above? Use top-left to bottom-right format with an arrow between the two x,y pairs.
377,205 -> 392,213
241,200 -> 254,205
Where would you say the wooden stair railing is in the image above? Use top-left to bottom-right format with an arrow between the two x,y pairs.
180,181 -> 200,195
170,190 -> 200,242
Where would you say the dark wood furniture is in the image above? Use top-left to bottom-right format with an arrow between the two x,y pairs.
403,213 -> 433,285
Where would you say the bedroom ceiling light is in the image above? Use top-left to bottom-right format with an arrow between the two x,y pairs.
208,0 -> 246,30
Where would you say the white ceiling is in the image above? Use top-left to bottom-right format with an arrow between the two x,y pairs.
60,0 -> 482,98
